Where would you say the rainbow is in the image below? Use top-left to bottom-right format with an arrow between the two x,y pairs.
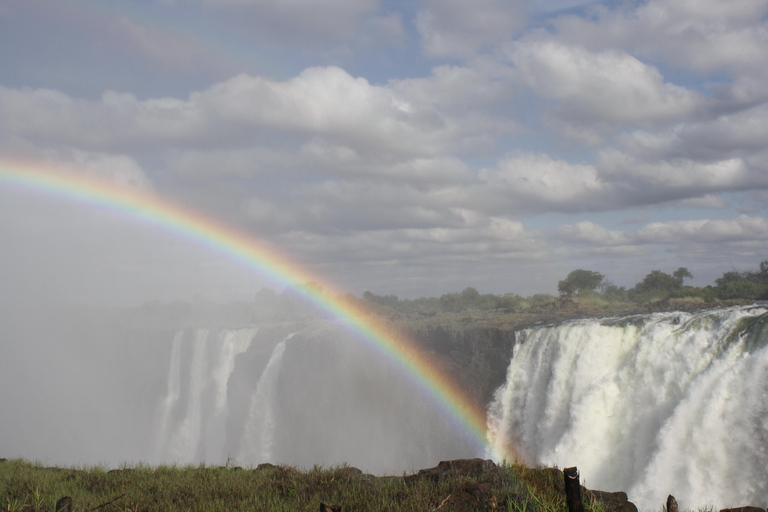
0,158 -> 517,463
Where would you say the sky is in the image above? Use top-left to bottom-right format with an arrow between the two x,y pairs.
1,0 -> 768,304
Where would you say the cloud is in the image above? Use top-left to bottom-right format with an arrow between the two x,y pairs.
274,213 -> 542,266
639,215 -> 768,243
507,40 -> 703,126
0,65 -> 519,170
56,149 -> 154,191
0,138 -> 153,191
615,104 -> 768,172
476,149 -> 765,215
167,147 -> 302,178
597,150 -> 754,191
417,0 -> 527,58
480,152 -> 607,212
551,0 -> 768,74
0,68 -> 451,156
557,215 -> 768,247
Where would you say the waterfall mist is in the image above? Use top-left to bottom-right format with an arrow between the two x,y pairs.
0,300 -> 479,473
151,323 -> 477,473
487,305 -> 768,511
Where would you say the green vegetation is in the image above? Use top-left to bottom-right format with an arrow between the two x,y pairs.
354,261 -> 768,324
0,459 -> 609,512
112,260 -> 768,335
557,270 -> 604,297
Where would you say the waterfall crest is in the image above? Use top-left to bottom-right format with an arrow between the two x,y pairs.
487,305 -> 768,510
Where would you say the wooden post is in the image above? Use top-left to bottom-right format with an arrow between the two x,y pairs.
564,467 -> 584,512
667,495 -> 678,512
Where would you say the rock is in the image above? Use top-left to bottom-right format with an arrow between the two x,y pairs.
255,463 -> 278,471
319,503 -> 341,512
719,507 -> 766,512
413,459 -> 498,483
585,489 -> 638,512
337,466 -> 363,478
55,496 -> 73,512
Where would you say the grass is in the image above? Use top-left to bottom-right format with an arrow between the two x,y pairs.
0,458 -> 610,512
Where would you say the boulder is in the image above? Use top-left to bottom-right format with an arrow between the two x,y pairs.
55,497 -> 73,512
411,459 -> 498,483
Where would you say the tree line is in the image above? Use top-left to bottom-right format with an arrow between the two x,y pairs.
359,260 -> 768,315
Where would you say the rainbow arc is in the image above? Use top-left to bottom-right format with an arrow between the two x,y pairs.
0,158 -> 518,463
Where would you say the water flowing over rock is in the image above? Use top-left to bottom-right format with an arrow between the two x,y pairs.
486,305 -> 768,511
152,322 -> 479,473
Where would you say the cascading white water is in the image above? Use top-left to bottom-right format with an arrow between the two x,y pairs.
153,327 -> 256,464
487,305 -> 768,511
166,329 -> 210,462
151,324 -> 479,472
238,334 -> 292,462
153,330 -> 184,458
204,327 -> 258,461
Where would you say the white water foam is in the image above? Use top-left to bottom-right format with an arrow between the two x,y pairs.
154,327 -> 255,464
238,333 -> 293,463
487,306 -> 768,511
152,330 -> 184,460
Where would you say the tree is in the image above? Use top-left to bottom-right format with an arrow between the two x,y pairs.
558,270 -> 604,297
631,269 -> 701,303
673,267 -> 693,286
460,287 -> 480,303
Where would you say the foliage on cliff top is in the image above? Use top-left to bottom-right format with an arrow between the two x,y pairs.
353,261 -> 768,332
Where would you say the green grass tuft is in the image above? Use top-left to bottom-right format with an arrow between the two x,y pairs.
0,458 -> 619,512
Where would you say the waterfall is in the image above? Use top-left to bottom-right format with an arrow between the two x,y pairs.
152,330 -> 183,459
204,327 -> 258,461
487,305 -> 768,510
151,324 -> 478,472
238,334 -> 292,462
154,327 -> 256,464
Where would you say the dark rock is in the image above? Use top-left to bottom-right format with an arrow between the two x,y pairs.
55,496 -> 73,512
255,463 -> 278,471
585,489 -> 638,512
337,466 -> 363,478
408,327 -> 516,407
0,458 -> 6,463
414,459 -> 498,482
720,507 -> 766,512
